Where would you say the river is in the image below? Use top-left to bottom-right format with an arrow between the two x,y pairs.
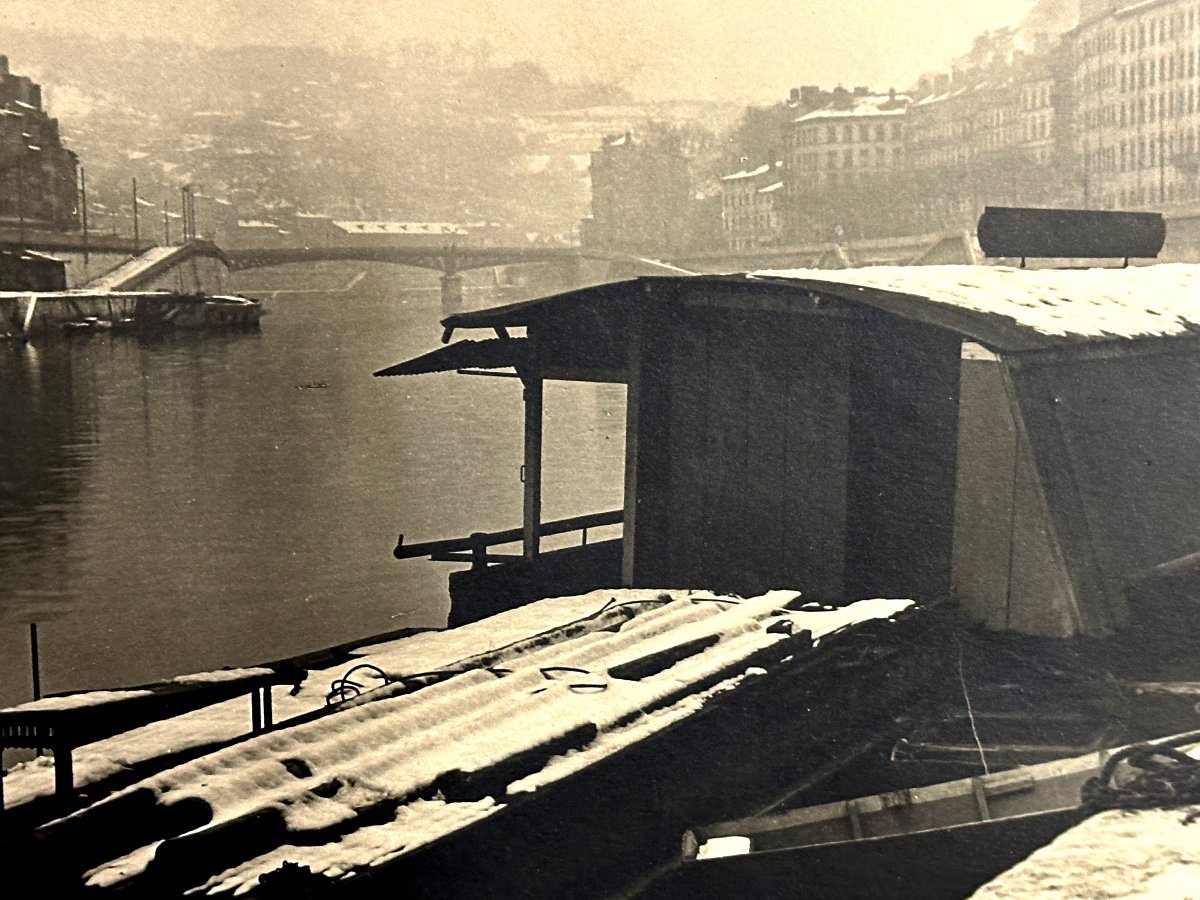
0,264 -> 626,708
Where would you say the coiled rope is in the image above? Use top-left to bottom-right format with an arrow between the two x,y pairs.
1081,743 -> 1200,813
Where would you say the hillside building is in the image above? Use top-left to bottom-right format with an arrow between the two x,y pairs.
905,52 -> 1064,231
785,88 -> 909,240
0,55 -> 78,231
720,160 -> 783,250
584,131 -> 695,253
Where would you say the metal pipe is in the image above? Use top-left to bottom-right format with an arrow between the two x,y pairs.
79,167 -> 89,262
132,177 -> 139,248
17,156 -> 25,246
522,374 -> 543,560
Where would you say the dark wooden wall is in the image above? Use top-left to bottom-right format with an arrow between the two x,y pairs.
844,315 -> 962,601
629,293 -> 851,597
627,285 -> 963,604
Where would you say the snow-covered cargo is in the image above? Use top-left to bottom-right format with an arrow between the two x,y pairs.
32,588 -> 945,898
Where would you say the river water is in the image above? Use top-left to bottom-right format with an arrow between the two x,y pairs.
0,264 -> 626,708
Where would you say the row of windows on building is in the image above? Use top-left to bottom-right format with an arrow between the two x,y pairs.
1107,176 -> 1200,210
1080,84 -> 1200,129
1079,5 -> 1200,59
1085,123 -> 1200,171
1081,47 -> 1200,95
792,121 -> 904,146
793,145 -> 905,171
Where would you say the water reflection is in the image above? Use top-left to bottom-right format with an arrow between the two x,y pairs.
0,266 -> 625,707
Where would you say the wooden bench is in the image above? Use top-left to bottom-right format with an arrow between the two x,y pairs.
0,664 -> 305,810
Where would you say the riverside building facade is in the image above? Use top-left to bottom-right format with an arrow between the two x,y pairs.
0,55 -> 79,231
1071,0 -> 1200,210
719,160 -> 783,250
784,88 -> 909,240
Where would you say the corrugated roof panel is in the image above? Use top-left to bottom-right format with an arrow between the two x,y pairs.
50,589 -> 918,895
374,338 -> 527,377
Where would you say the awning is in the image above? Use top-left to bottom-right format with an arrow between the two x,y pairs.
374,337 -> 528,377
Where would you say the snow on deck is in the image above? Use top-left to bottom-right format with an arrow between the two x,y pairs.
49,590 -> 914,896
753,264 -> 1200,343
974,746 -> 1200,897
3,690 -> 155,712
2,591 -> 663,809
973,810 -> 1200,897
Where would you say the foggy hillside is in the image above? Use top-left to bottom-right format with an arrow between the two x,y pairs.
5,29 -> 736,238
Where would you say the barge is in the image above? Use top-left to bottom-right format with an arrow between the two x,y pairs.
10,208 -> 1200,896
1,290 -> 263,338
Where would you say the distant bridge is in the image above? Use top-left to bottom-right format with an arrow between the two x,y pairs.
222,244 -> 592,276
219,244 -> 697,301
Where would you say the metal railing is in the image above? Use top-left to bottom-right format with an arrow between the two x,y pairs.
394,509 -> 623,570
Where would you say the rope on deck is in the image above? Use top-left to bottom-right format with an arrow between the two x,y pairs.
1082,743 -> 1200,815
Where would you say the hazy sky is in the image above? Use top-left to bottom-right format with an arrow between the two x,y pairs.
12,0 -> 1040,101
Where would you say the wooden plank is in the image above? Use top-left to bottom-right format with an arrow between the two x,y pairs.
664,299 -> 713,586
521,373 -> 543,561
620,305 -> 644,586
704,308 -> 752,590
742,311 -> 790,593
1007,364 -> 1118,635
628,303 -> 677,585
396,510 -> 622,559
780,314 -> 851,598
951,358 -> 1020,629
844,313 -> 961,600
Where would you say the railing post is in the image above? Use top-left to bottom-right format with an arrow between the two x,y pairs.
521,365 -> 543,561
470,532 -> 488,570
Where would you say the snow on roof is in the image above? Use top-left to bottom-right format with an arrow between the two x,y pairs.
1114,0 -> 1173,18
1,592 -> 653,811
237,220 -> 277,229
2,689 -> 155,713
721,163 -> 771,181
795,94 -> 910,123
752,264 -> 1200,345
758,181 -> 784,194
333,220 -> 469,235
49,589 -> 915,895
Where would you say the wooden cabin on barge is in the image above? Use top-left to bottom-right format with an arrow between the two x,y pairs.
381,258 -> 1200,645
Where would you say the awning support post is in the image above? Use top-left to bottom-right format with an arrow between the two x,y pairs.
522,373 -> 543,561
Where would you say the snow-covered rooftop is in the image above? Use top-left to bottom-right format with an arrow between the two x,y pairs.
1114,0 -> 1173,19
443,264 -> 1200,353
333,221 -> 469,236
795,94 -> 910,123
752,264 -> 1200,346
721,163 -> 771,181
